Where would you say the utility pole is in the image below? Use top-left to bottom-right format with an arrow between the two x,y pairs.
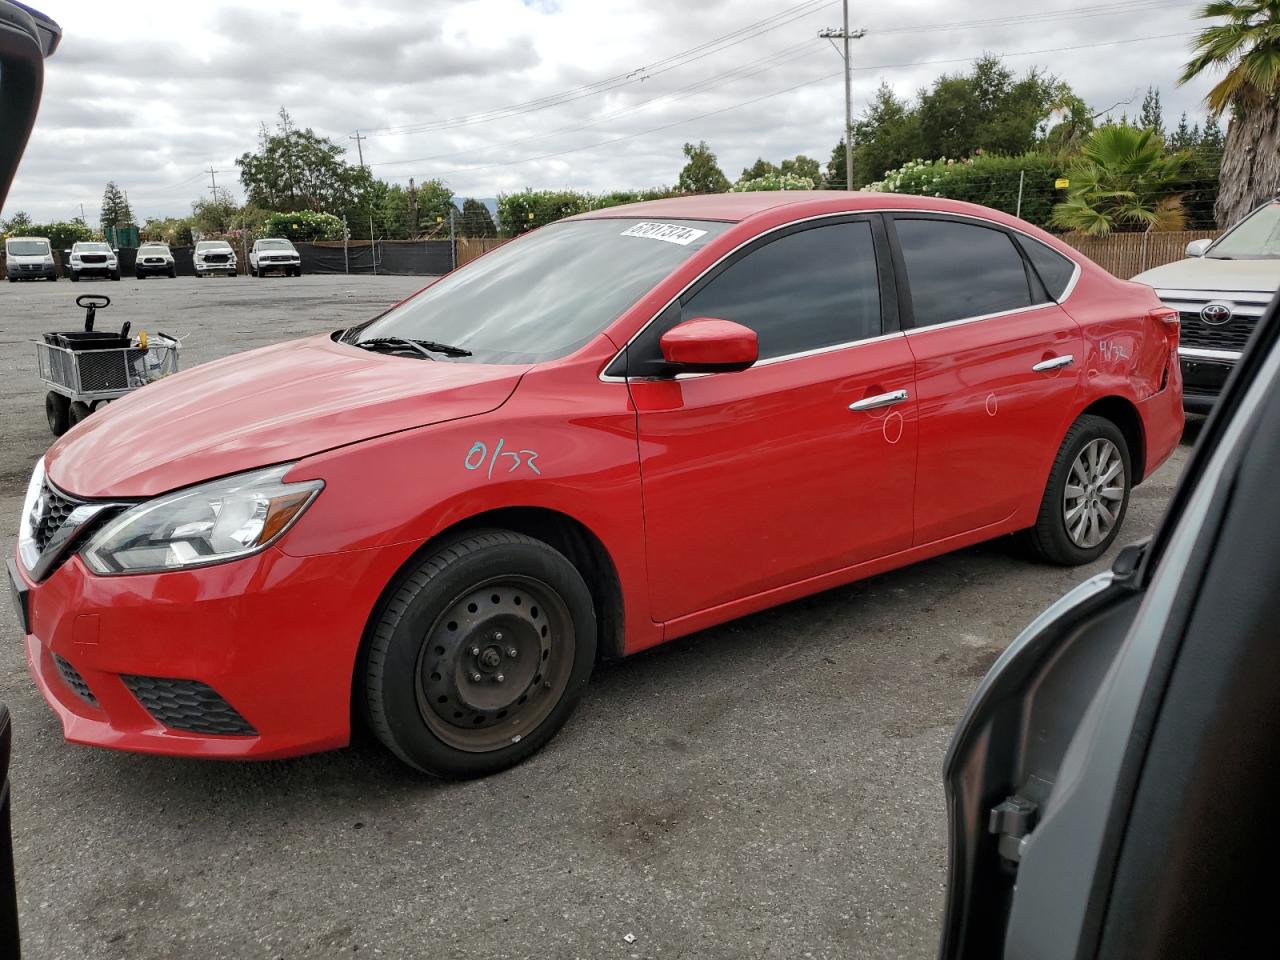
408,177 -> 418,240
819,6 -> 867,191
350,129 -> 367,169
207,165 -> 220,198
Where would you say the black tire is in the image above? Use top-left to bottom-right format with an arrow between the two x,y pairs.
168,268 -> 176,278
362,530 -> 596,778
45,392 -> 70,436
1022,414 -> 1132,565
111,271 -> 120,281
135,272 -> 145,280
6,277 -> 14,283
69,273 -> 79,282
48,275 -> 57,282
68,400 -> 91,427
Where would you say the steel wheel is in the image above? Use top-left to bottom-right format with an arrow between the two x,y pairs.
1063,437 -> 1126,549
414,574 -> 575,753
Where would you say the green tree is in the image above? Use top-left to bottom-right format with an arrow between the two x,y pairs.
416,179 -> 459,237
99,181 -> 134,231
677,141 -> 730,194
740,157 -> 779,181
1050,124 -> 1187,235
459,198 -> 497,238
1,210 -> 32,234
780,154 -> 821,183
1169,112 -> 1199,150
190,188 -> 239,236
848,82 -> 920,186
1140,85 -> 1165,136
37,219 -> 95,251
1181,0 -> 1280,226
236,108 -> 364,214
140,217 -> 194,246
825,139 -> 848,188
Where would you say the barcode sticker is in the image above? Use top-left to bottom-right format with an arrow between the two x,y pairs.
619,222 -> 708,245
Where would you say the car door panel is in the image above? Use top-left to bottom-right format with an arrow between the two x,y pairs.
630,337 -> 917,622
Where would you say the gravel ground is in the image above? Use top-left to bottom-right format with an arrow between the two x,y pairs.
0,275 -> 1194,959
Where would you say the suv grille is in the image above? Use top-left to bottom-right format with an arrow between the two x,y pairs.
122,676 -> 256,736
80,254 -> 106,264
53,654 -> 97,705
31,480 -> 80,552
203,253 -> 229,263
1178,310 -> 1259,351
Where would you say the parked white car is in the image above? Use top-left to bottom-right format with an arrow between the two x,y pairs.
67,241 -> 119,281
249,237 -> 301,277
193,239 -> 237,277
4,235 -> 56,281
134,241 -> 175,279
1133,199 -> 1280,412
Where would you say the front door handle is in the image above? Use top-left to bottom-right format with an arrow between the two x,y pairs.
1032,354 -> 1074,372
849,389 -> 909,412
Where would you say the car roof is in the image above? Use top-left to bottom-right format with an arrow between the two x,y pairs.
568,190 -> 1029,226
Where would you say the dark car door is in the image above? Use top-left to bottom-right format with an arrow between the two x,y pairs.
940,291 -> 1280,960
624,215 -> 919,624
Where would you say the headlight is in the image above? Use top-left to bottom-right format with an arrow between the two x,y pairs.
107,259 -> 117,267
81,465 -> 323,575
17,457 -> 47,572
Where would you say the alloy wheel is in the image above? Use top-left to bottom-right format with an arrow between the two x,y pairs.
1063,437 -> 1126,548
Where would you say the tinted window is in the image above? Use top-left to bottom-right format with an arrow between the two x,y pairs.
895,218 -> 1031,328
1015,234 -> 1076,300
680,220 -> 880,360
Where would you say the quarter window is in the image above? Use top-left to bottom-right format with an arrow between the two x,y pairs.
679,220 -> 882,360
1015,234 -> 1076,300
895,218 -> 1032,328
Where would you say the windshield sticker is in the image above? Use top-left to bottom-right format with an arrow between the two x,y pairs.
465,439 -> 541,480
620,222 -> 708,246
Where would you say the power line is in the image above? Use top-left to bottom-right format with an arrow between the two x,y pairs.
369,31 -> 1198,177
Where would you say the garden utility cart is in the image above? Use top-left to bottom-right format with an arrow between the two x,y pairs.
36,294 -> 181,435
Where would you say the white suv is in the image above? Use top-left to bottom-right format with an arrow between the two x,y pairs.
249,238 -> 301,277
68,241 -> 119,281
1133,200 -> 1280,412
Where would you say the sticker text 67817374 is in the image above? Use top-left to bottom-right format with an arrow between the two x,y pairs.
465,439 -> 542,480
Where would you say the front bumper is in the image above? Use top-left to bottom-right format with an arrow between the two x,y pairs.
136,261 -> 173,274
13,539 -> 414,760
255,259 -> 300,272
195,261 -> 236,273
6,262 -> 56,278
1178,350 -> 1235,413
72,264 -> 116,276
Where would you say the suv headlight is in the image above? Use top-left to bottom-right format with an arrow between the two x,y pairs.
81,465 -> 323,575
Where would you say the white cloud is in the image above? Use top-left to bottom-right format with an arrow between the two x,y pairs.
5,0 -> 1219,225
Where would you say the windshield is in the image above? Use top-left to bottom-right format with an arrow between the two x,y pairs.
6,239 -> 49,256
76,243 -> 111,253
258,239 -> 295,250
1208,202 -> 1280,259
349,217 -> 729,363
197,241 -> 231,251
140,244 -> 169,254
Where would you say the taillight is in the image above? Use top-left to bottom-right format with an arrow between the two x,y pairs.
1149,306 -> 1179,351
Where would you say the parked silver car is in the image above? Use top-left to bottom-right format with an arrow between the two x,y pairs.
1133,200 -> 1280,412
134,240 -> 175,278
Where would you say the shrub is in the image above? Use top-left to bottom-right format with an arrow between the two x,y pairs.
730,172 -> 816,192
496,188 -> 677,236
262,209 -> 345,241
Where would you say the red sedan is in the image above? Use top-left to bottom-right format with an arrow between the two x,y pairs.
9,192 -> 1183,777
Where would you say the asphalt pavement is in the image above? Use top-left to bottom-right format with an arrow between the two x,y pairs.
0,275 -> 1193,959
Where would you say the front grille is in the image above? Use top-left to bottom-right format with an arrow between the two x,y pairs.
19,263 -> 41,272
1178,310 -> 1258,351
31,480 -> 80,552
203,254 -> 229,263
53,654 -> 97,705
142,258 -> 165,265
80,254 -> 106,264
122,675 -> 256,736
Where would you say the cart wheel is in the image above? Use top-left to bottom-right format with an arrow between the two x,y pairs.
45,393 -> 70,436
68,401 -> 91,427
91,399 -> 111,413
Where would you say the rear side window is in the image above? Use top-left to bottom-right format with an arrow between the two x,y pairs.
681,220 -> 881,360
894,218 -> 1032,328
1015,235 -> 1076,300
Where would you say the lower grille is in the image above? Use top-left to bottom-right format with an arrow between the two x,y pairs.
53,654 -> 97,705
122,675 -> 256,736
203,254 -> 229,263
31,480 -> 80,552
1178,310 -> 1257,351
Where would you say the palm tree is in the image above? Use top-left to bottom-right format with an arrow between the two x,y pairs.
1181,1 -> 1280,227
1050,125 -> 1187,236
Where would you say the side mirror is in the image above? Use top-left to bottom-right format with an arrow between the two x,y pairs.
1185,238 -> 1212,258
659,318 -> 758,374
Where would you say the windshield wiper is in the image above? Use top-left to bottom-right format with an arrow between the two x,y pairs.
357,336 -> 472,358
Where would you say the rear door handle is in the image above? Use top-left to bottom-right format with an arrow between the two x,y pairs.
1032,354 -> 1074,372
849,389 -> 909,412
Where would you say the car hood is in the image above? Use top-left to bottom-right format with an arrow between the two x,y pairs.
1132,256 -> 1280,293
45,335 -> 529,499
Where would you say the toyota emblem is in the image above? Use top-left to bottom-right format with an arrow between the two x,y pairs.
1200,302 -> 1233,325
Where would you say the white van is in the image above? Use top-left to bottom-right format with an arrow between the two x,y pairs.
4,235 -> 56,281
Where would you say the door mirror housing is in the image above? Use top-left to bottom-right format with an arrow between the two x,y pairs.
1185,238 -> 1212,258
658,318 -> 758,374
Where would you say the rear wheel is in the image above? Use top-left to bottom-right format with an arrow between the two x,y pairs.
68,400 -> 91,427
45,392 -> 70,436
1023,414 -> 1131,565
362,530 -> 596,778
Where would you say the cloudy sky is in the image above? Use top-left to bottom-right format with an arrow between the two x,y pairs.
6,0 -> 1219,225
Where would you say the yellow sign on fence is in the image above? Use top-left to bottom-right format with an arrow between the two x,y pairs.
1055,178 -> 1071,189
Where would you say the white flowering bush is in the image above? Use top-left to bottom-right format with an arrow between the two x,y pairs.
729,172 -> 816,192
862,158 -> 959,195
